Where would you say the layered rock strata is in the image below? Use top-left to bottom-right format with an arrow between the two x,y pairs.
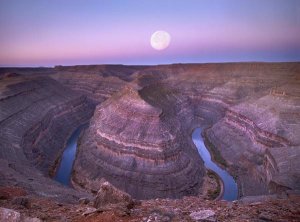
72,62 -> 300,199
0,62 -> 299,202
51,65 -> 148,104
0,74 -> 94,201
54,64 -> 148,81
201,65 -> 300,196
73,84 -> 204,199
51,72 -> 126,104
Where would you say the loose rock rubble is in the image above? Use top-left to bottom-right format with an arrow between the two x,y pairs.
189,210 -> 216,222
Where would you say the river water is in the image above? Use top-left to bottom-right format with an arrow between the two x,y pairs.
54,124 -> 86,186
192,128 -> 238,201
54,125 -> 238,200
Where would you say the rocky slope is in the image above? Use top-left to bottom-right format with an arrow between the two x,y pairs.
1,181 -> 299,222
72,84 -> 204,199
72,62 -> 300,200
202,64 -> 300,196
0,73 -> 94,202
51,65 -> 147,104
0,62 -> 299,221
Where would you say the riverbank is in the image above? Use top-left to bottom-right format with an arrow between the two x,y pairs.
201,127 -> 228,169
201,169 -> 224,200
53,124 -> 89,186
202,127 -> 245,199
192,127 -> 238,201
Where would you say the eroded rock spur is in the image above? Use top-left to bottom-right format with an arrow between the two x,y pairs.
0,63 -> 299,221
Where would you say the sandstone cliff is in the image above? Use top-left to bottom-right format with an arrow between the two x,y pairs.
72,84 -> 204,199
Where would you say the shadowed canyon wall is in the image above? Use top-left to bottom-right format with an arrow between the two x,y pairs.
0,73 -> 94,201
0,63 -> 299,201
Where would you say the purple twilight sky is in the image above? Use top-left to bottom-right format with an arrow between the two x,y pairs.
0,0 -> 299,66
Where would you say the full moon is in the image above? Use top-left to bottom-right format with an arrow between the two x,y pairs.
150,30 -> 171,50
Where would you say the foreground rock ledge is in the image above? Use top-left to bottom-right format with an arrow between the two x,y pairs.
93,180 -> 134,216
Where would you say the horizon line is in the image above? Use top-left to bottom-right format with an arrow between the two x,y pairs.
1,60 -> 299,69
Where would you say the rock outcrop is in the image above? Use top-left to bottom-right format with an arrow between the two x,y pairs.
189,209 -> 216,222
199,63 -> 300,196
0,207 -> 21,222
73,84 -> 204,199
93,180 -> 134,215
0,207 -> 42,222
0,62 -> 299,221
0,62 -> 299,204
71,62 -> 300,199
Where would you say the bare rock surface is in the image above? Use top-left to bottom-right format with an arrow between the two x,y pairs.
203,66 -> 300,196
51,65 -> 147,104
189,210 -> 216,221
0,207 -> 41,222
0,62 -> 299,221
2,192 -> 299,221
73,83 -> 204,199
0,207 -> 21,222
93,180 -> 134,212
72,62 -> 300,199
0,74 -> 94,202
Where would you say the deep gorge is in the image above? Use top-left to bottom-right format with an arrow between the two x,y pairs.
0,63 -> 299,220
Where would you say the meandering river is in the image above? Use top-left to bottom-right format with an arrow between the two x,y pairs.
192,128 -> 238,201
54,125 -> 238,200
54,124 -> 87,186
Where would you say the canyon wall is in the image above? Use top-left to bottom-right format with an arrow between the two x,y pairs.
72,83 -> 205,199
197,63 -> 300,196
51,65 -> 147,104
0,62 -> 299,202
0,73 -> 94,201
71,62 -> 300,198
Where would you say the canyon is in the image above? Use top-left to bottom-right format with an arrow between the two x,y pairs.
0,62 -> 299,221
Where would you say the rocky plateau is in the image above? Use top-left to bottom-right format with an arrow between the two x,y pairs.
0,62 -> 299,221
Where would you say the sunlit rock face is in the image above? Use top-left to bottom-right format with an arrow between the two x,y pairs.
73,84 -> 205,199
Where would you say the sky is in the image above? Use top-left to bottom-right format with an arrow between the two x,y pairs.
0,0 -> 299,67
